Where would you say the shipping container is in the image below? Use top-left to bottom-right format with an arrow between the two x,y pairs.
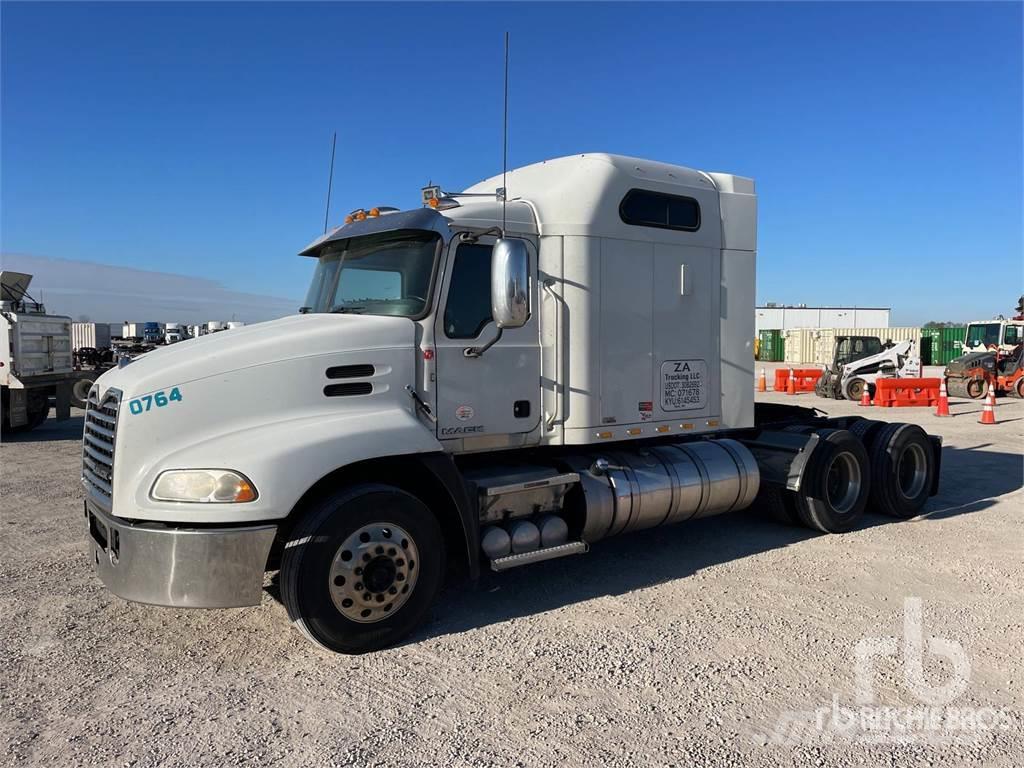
757,329 -> 784,362
71,322 -> 111,351
815,327 -> 920,366
784,328 -> 817,364
756,306 -> 891,332
920,327 -> 966,366
785,327 -> 922,365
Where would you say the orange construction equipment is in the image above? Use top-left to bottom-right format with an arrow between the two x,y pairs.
859,381 -> 873,406
757,368 -> 767,392
979,381 -> 997,425
874,378 -> 941,407
786,367 -> 796,395
935,378 -> 951,417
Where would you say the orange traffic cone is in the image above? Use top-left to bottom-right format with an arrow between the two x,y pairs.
786,367 -> 796,395
935,378 -> 950,417
979,381 -> 997,425
859,381 -> 872,407
757,368 -> 767,392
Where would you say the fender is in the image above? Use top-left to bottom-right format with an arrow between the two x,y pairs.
417,452 -> 480,580
129,407 -> 444,524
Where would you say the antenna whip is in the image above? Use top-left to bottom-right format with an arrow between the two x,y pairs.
323,131 -> 337,234
502,32 -> 509,234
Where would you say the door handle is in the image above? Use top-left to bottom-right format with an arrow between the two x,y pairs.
463,325 -> 503,358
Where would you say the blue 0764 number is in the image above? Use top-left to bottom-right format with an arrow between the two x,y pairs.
128,387 -> 183,415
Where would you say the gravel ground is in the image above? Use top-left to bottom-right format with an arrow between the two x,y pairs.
2,384 -> 1022,767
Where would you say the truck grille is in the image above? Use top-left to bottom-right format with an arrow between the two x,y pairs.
82,387 -> 121,508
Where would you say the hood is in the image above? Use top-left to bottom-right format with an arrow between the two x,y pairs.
946,350 -> 994,374
96,313 -> 415,398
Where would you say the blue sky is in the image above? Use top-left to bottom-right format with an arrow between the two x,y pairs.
2,1 -> 1022,324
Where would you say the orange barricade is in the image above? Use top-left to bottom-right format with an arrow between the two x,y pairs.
874,378 -> 941,407
773,368 -> 822,392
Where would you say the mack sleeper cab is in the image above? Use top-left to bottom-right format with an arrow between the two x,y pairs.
82,154 -> 941,653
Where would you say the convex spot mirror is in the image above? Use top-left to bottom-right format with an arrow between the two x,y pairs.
491,238 -> 529,329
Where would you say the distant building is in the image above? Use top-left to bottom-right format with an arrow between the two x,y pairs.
756,304 -> 890,332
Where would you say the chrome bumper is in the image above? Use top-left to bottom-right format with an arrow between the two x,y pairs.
84,500 -> 277,608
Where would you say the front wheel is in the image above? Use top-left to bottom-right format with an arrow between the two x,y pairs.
71,378 -> 93,409
280,484 -> 444,654
844,378 -> 870,402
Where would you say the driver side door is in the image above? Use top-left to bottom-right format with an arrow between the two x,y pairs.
432,237 -> 541,441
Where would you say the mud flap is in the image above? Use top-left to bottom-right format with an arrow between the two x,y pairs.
928,434 -> 943,496
8,388 -> 28,427
739,430 -> 821,493
55,381 -> 71,421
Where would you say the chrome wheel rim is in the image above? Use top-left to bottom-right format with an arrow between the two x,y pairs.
825,452 -> 862,514
897,443 -> 928,500
328,522 -> 419,623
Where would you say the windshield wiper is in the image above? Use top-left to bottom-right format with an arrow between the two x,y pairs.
331,306 -> 365,314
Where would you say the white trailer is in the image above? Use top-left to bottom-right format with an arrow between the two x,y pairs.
80,154 -> 943,653
1,271 -> 77,431
72,322 -> 112,351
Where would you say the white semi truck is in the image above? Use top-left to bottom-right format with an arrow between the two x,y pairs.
1,271 -> 76,431
960,319 -> 1024,353
164,323 -> 185,344
81,154 -> 942,653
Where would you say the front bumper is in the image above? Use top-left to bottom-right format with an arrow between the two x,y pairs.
84,500 -> 277,608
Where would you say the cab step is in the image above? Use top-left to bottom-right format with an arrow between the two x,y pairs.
490,541 -> 589,571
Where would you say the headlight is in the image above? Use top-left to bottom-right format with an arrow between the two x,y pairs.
151,470 -> 258,503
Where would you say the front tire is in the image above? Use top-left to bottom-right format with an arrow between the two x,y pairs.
844,378 -> 870,402
71,378 -> 93,409
280,484 -> 444,654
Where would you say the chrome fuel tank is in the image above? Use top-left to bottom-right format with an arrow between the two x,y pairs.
564,438 -> 760,543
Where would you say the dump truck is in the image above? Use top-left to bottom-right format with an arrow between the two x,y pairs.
81,154 -> 943,653
1,271 -> 76,431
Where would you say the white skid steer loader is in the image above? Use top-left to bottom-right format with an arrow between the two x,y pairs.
839,339 -> 921,401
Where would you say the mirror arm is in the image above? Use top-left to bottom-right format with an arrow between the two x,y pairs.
463,327 -> 504,358
458,226 -> 503,244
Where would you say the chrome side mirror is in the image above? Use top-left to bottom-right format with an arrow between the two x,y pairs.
491,238 -> 529,329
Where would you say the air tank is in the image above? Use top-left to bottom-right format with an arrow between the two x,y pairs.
507,520 -> 541,553
537,514 -> 569,548
480,526 -> 511,559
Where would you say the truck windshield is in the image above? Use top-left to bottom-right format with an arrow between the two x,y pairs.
965,323 -> 1001,348
303,231 -> 440,317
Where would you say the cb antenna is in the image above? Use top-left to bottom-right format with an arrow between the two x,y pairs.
502,31 -> 509,234
323,131 -> 337,234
